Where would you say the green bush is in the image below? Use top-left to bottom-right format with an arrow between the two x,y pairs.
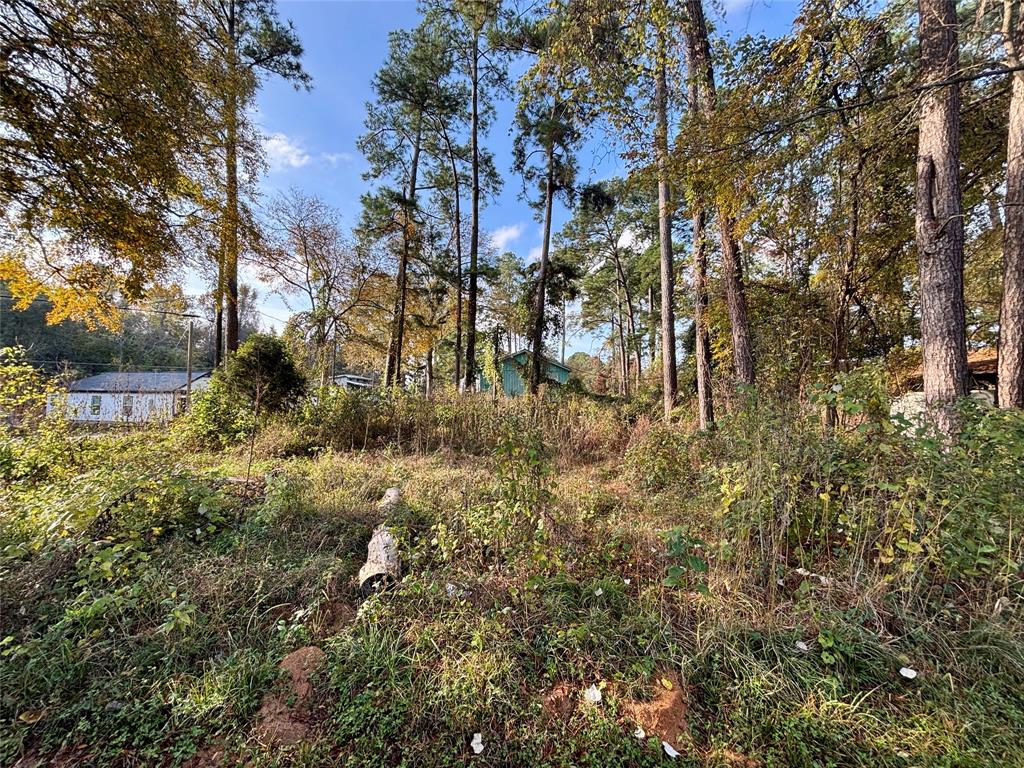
623,422 -> 695,492
179,335 -> 305,450
220,333 -> 305,413
177,376 -> 254,450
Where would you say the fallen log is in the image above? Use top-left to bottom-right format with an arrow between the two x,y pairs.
358,488 -> 403,595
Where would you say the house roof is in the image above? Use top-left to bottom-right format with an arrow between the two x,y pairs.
68,371 -> 210,393
895,348 -> 998,391
500,350 -> 571,373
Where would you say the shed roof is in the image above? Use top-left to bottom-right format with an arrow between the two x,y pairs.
68,371 -> 210,393
896,348 -> 997,391
500,350 -> 571,373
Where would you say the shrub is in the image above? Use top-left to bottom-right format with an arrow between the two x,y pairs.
177,376 -> 254,450
179,335 -> 305,450
220,333 -> 305,413
623,421 -> 695,492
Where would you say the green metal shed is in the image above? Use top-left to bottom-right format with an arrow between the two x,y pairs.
478,351 -> 571,396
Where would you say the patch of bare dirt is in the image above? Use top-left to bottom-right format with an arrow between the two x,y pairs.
541,682 -> 577,723
309,598 -> 356,637
251,646 -> 327,747
182,742 -> 226,768
620,671 -> 688,750
12,744 -> 90,768
711,748 -> 761,767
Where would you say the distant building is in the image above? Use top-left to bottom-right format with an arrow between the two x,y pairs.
332,372 -> 376,391
47,371 -> 211,424
478,351 -> 571,396
891,348 -> 998,422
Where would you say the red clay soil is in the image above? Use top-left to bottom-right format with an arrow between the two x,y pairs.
250,645 -> 327,747
620,671 -> 688,750
541,682 -> 577,723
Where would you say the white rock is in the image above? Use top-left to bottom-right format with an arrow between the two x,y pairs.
470,733 -> 484,754
663,741 -> 681,759
623,578 -> 631,585
634,726 -> 646,739
795,641 -> 809,652
358,525 -> 400,595
379,487 -> 402,513
899,667 -> 918,679
583,684 -> 602,704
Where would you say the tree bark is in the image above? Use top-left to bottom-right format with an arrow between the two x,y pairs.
692,207 -> 715,430
529,132 -> 556,395
425,347 -> 433,398
686,0 -> 755,389
463,32 -> 480,392
214,257 -> 224,367
685,20 -> 715,430
915,0 -> 968,432
999,10 -> 1024,408
611,247 -> 642,384
655,31 -> 677,418
615,279 -> 630,398
224,0 -> 240,355
647,283 -> 657,374
384,122 -> 422,388
441,126 -> 464,389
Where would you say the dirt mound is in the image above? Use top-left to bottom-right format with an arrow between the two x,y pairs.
251,646 -> 327,747
621,671 -> 688,749
541,682 -> 576,722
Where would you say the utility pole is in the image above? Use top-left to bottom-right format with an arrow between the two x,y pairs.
185,320 -> 194,411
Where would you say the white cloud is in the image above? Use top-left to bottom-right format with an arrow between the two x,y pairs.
526,244 -> 543,263
490,224 -> 524,251
322,151 -> 354,167
264,132 -> 311,171
617,227 -> 651,253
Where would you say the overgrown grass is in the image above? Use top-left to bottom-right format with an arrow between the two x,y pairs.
1,392 -> 1022,766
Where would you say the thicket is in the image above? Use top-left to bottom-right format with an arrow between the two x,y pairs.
2,350 -> 1023,764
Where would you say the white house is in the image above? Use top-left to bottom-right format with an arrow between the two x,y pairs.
48,371 -> 211,424
332,372 -> 376,391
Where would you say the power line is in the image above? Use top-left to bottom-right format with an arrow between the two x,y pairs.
19,359 -> 207,371
0,293 -> 205,319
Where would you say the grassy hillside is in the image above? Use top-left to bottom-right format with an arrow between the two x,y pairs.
2,391 -> 1023,767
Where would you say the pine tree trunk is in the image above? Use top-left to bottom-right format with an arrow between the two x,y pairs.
999,15 -> 1024,408
214,257 -> 224,367
693,207 -> 715,430
685,24 -> 715,430
647,283 -> 657,373
425,347 -> 433,398
464,33 -> 480,392
385,123 -> 422,388
915,0 -> 968,432
224,0 -> 240,355
686,0 -> 755,389
615,280 -> 630,398
443,127 -> 464,389
454,190 -> 464,389
611,248 -> 642,384
655,34 -> 677,418
529,135 -> 555,395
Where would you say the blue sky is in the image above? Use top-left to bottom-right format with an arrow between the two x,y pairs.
242,0 -> 801,355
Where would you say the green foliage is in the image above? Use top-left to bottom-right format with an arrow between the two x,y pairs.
662,529 -> 709,594
221,333 -> 306,413
0,346 -> 52,430
0,347 -> 73,484
623,423 -> 695,492
178,375 -> 255,450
